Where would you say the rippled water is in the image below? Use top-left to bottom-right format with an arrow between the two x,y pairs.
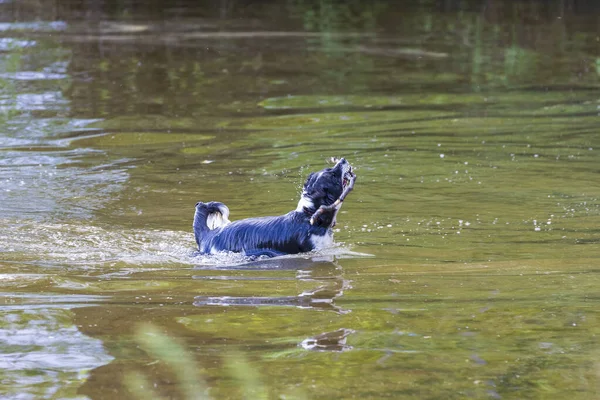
1,2 -> 600,399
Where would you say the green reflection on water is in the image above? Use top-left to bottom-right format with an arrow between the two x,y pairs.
1,1 -> 600,399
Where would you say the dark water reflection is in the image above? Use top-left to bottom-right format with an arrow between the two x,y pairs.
1,1 -> 600,399
193,255 -> 352,313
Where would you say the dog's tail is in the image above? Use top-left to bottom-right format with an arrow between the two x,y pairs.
193,201 -> 231,246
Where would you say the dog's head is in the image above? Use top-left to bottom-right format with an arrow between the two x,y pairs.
297,158 -> 355,225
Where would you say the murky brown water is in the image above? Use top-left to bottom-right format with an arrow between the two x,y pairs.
1,2 -> 600,399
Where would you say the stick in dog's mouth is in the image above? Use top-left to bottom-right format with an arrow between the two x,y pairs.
338,170 -> 356,202
343,167 -> 353,188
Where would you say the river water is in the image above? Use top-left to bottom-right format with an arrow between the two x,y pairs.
1,1 -> 600,399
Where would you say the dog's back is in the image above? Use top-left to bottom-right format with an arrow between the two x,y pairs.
194,203 -> 326,257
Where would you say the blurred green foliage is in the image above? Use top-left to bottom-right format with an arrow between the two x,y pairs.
127,323 -> 305,400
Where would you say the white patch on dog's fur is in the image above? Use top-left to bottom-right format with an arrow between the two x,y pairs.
215,203 -> 230,219
310,233 -> 334,250
207,204 -> 231,230
295,195 -> 314,212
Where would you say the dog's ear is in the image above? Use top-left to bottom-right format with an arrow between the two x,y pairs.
307,186 -> 325,198
304,172 -> 326,198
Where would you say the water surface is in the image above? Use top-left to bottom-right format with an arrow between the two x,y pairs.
1,2 -> 600,399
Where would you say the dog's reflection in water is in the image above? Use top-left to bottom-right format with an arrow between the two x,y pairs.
300,328 -> 355,352
192,255 -> 351,314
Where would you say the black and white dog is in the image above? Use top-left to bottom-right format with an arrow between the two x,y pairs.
193,158 -> 356,258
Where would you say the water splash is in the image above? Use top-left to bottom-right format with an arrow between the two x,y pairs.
1,220 -> 371,269
192,246 -> 373,269
1,221 -> 195,267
